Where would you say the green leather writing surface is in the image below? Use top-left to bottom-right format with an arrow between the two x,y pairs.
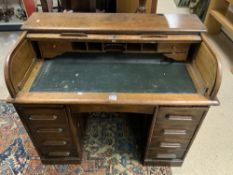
30,53 -> 196,93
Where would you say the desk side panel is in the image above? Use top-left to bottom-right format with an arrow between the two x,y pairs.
192,35 -> 222,99
4,32 -> 37,97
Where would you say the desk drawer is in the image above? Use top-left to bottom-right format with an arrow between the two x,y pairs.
70,104 -> 154,114
41,148 -> 78,158
38,138 -> 75,150
153,123 -> 196,138
147,148 -> 185,159
39,41 -> 72,58
18,107 -> 68,126
32,126 -> 71,140
150,137 -> 190,149
157,43 -> 190,53
157,107 -> 207,125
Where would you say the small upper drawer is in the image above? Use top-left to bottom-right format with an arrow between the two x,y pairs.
38,41 -> 72,58
17,107 -> 68,126
157,43 -> 190,53
156,107 -> 208,125
70,104 -> 155,114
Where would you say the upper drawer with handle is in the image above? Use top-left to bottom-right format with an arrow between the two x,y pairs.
156,107 -> 208,125
16,107 -> 68,126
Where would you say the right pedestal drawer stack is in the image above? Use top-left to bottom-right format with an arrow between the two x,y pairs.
145,106 -> 208,166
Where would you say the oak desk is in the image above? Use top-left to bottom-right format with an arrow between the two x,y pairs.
5,13 -> 221,166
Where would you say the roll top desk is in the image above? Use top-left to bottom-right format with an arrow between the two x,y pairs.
5,13 -> 221,166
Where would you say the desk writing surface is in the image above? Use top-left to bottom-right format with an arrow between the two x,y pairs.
30,53 -> 196,93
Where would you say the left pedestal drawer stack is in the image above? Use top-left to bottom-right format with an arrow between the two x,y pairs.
14,105 -> 81,164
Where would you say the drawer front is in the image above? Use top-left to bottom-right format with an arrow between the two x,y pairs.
150,137 -> 190,149
147,148 -> 185,159
70,104 -> 154,114
39,41 -> 72,58
32,126 -> 71,141
41,148 -> 78,158
156,107 -> 207,125
18,108 -> 68,126
39,138 -> 75,150
32,127 -> 75,150
157,43 -> 190,53
153,123 -> 196,138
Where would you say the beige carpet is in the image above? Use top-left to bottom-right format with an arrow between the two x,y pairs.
0,32 -> 19,100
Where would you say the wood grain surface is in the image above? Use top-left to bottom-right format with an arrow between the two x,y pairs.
22,13 -> 206,34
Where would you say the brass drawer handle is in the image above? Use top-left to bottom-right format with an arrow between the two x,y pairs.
160,142 -> 181,148
48,151 -> 70,157
163,129 -> 187,135
29,115 -> 58,121
166,115 -> 193,121
36,128 -> 64,133
156,154 -> 177,159
43,140 -> 67,146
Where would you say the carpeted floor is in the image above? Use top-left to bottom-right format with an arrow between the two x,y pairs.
0,103 -> 172,175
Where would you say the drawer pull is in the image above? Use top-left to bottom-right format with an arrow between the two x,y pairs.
141,34 -> 168,38
156,154 -> 177,159
60,33 -> 87,37
36,128 -> 64,133
43,140 -> 67,146
48,151 -> 70,157
166,115 -> 193,121
163,129 -> 187,135
29,115 -> 58,121
160,142 -> 181,148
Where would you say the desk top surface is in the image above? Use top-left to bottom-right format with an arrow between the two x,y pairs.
22,13 -> 206,34
30,53 -> 196,93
